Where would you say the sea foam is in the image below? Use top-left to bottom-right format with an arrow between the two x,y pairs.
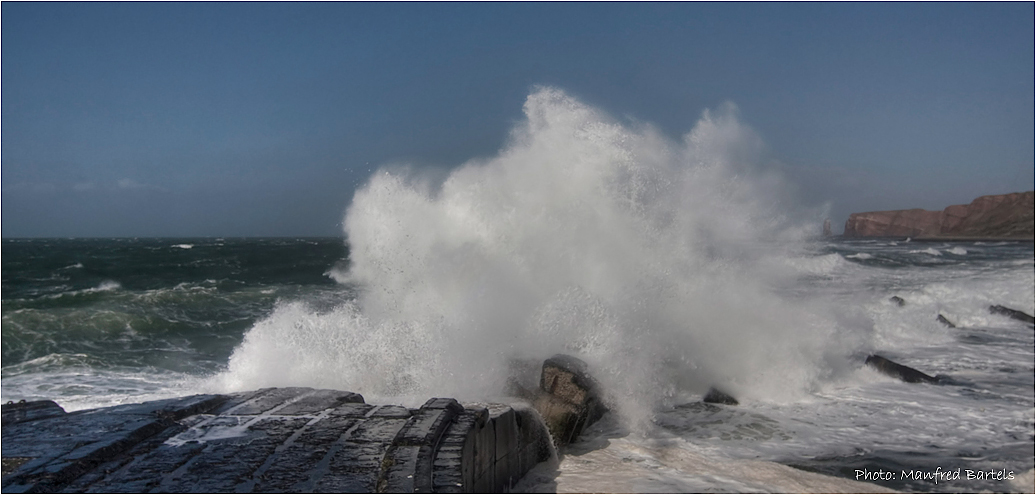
215,88 -> 861,423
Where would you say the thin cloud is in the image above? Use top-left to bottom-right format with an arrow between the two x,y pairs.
117,178 -> 147,190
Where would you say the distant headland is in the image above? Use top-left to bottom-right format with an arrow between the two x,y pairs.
843,191 -> 1034,240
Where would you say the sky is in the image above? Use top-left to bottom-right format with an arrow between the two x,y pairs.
2,2 -> 1033,237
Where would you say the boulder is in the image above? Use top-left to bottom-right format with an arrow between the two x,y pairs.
889,296 -> 906,306
843,191 -> 1034,239
936,314 -> 956,328
989,305 -> 1035,325
865,355 -> 938,384
532,354 -> 606,448
702,387 -> 738,405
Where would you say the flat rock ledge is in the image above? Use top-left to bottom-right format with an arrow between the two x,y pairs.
1,387 -> 552,493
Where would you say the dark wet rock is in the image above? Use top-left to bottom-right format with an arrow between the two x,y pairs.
865,355 -> 938,384
1,393 -> 227,493
889,296 -> 906,307
532,354 -> 607,448
1,388 -> 552,493
702,387 -> 739,405
380,398 -> 465,493
989,305 -> 1035,325
2,400 -> 66,426
453,402 -> 553,493
936,314 -> 956,328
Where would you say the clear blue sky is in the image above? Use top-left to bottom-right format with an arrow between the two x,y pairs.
3,2 -> 1033,237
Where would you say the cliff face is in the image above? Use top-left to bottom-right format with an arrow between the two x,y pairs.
844,191 -> 1034,239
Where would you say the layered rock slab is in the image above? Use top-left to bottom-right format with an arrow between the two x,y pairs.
1,387 -> 551,493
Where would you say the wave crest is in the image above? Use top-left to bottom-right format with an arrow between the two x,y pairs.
218,88 -> 857,420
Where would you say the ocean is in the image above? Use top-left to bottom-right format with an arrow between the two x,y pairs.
3,237 -> 1032,493
1,238 -> 350,408
2,89 -> 1033,492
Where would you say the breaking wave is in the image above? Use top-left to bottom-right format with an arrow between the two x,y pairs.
214,87 -> 862,424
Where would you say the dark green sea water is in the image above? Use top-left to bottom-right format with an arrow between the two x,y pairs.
2,238 -> 351,406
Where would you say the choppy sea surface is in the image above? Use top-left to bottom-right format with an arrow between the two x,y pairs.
2,238 -> 349,406
2,236 -> 1033,493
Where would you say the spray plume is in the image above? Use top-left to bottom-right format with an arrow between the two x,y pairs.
215,88 -> 858,425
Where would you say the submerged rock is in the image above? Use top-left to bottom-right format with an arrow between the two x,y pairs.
936,314 -> 956,328
889,296 -> 906,306
989,305 -> 1035,325
702,387 -> 739,406
865,355 -> 938,384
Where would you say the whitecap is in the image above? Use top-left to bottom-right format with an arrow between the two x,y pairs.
95,280 -> 122,291
46,280 -> 123,299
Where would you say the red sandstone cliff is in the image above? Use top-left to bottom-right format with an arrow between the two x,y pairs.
843,191 -> 1034,239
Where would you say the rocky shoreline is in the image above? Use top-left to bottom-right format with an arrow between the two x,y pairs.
843,191 -> 1034,239
1,353 -> 902,494
0,355 -> 608,494
15,330 -> 1035,493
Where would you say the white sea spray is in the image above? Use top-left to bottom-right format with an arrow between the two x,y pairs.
215,88 -> 864,426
